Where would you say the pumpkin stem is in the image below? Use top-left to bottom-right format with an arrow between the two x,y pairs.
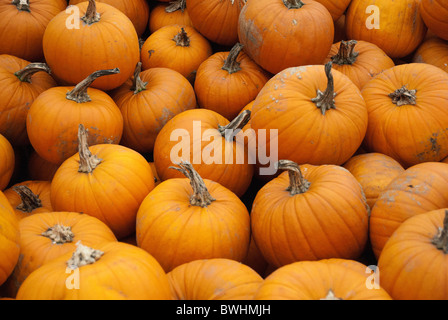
77,124 -> 102,173
222,43 -> 244,74
331,40 -> 359,65
276,160 -> 310,195
81,0 -> 101,25
12,185 -> 42,213
388,85 -> 417,106
320,289 -> 343,300
130,62 -> 148,94
169,161 -> 216,207
14,63 -> 51,83
165,0 -> 187,13
311,62 -> 337,115
173,27 -> 190,47
217,109 -> 251,141
12,0 -> 30,12
66,68 -> 120,103
432,210 -> 448,254
67,241 -> 104,270
283,0 -> 304,9
42,224 -> 75,245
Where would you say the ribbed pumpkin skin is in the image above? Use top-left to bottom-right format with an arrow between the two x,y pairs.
0,191 -> 19,286
15,242 -> 173,300
369,162 -> 448,259
378,208 -> 448,300
361,63 -> 448,168
167,259 -> 263,300
413,37 -> 448,73
42,2 -> 140,91
136,178 -> 251,272
251,164 -> 369,268
419,0 -> 448,41
253,260 -> 392,300
0,134 -> 14,191
0,0 -> 67,62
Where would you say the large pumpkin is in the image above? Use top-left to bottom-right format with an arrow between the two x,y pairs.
419,0 -> 448,41
0,190 -> 19,286
238,0 -> 334,75
42,0 -> 140,91
413,37 -> 448,74
0,134 -> 14,191
136,161 -> 251,272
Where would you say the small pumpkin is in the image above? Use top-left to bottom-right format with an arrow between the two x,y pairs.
419,0 -> 448,41
413,37 -> 448,74
148,0 -> 193,34
0,190 -> 19,286
0,134 -> 14,191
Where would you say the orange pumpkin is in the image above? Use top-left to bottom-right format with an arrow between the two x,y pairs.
0,134 -> 14,191
314,0 -> 351,21
242,236 -> 269,277
148,0 -> 193,34
27,151 -> 59,181
420,0 -> 448,41
15,241 -> 173,300
136,161 -> 251,272
413,37 -> 448,73
333,14 -> 347,44
50,125 -> 155,239
0,190 -> 19,286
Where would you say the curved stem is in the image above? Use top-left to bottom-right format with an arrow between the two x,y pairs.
169,161 -> 216,207
81,0 -> 101,25
388,85 -> 417,106
42,224 -> 75,245
222,43 -> 244,74
276,160 -> 310,195
12,185 -> 42,213
67,241 -> 104,270
331,40 -> 359,65
311,62 -> 337,115
217,109 -> 251,141
165,0 -> 187,13
77,124 -> 102,173
12,0 -> 30,12
283,0 -> 304,9
130,62 -> 147,94
14,63 -> 52,83
173,27 -> 190,47
432,210 -> 448,253
66,68 -> 120,103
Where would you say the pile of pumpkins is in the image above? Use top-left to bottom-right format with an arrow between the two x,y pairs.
0,0 -> 447,300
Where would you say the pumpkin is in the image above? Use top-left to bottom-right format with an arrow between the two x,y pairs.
250,62 -> 368,167
253,260 -> 391,300
324,40 -> 395,90
140,25 -> 212,84
343,152 -> 405,210
27,151 -> 59,181
378,208 -> 448,300
69,0 -> 150,37
15,241 -> 173,300
242,236 -> 269,277
333,14 -> 347,44
148,162 -> 161,187
0,55 -> 57,146
413,37 -> 448,73
0,134 -> 14,191
314,0 -> 351,21
167,258 -> 263,300
50,124 -> 155,239
153,109 -> 254,197
369,162 -> 448,259
0,0 -> 67,62
148,0 -> 192,34
110,62 -> 196,154
194,43 -> 270,120
186,0 -> 245,46
136,161 -> 251,272
238,0 -> 334,75
0,190 -> 19,286
26,68 -> 123,165
3,180 -> 53,220
345,0 -> 427,59
4,211 -> 117,298
420,0 -> 448,41
250,160 -> 370,268
42,0 -> 140,91
361,63 -> 448,168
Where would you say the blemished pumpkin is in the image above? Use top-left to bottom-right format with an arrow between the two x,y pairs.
324,40 -> 395,90
413,37 -> 448,74
0,134 -> 14,191
419,0 -> 448,41
238,0 -> 334,75
153,109 -> 254,197
369,162 -> 448,259
0,190 -> 19,287
50,124 -> 155,239
250,62 -> 368,167
361,63 -> 448,168
0,55 -> 57,146
15,241 -> 173,300
136,161 -> 251,272
345,0 -> 427,59
253,260 -> 392,300
194,43 -> 270,121
4,211 -> 117,298
0,0 -> 67,62
110,62 -> 196,154
250,160 -> 370,268
167,258 -> 263,300
378,209 -> 448,300
43,0 -> 140,91
148,0 -> 193,34
26,68 -> 123,165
